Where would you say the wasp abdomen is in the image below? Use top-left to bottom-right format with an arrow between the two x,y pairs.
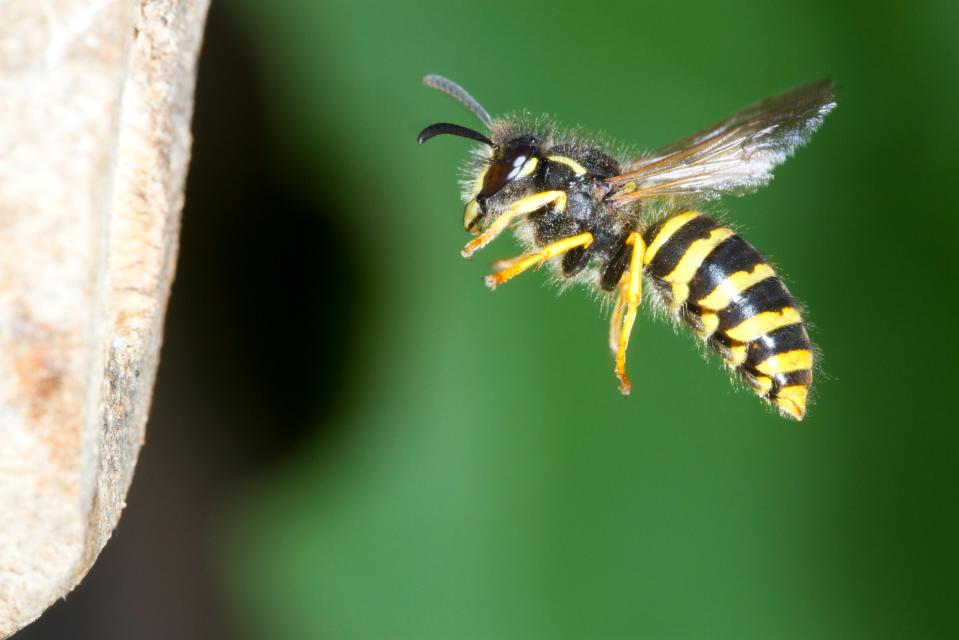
643,211 -> 813,420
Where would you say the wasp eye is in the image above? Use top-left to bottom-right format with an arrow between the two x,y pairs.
479,136 -> 537,199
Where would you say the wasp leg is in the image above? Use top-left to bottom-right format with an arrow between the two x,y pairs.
484,232 -> 593,290
614,232 -> 645,395
608,273 -> 629,354
462,190 -> 568,259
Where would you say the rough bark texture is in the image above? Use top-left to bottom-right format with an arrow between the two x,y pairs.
0,1 -> 209,635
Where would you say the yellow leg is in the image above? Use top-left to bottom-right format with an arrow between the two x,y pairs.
608,272 -> 629,354
461,190 -> 567,258
484,232 -> 593,289
614,232 -> 645,395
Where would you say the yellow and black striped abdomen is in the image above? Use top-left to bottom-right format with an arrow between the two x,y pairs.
642,211 -> 813,420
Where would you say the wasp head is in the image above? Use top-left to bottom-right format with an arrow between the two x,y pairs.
419,75 -> 542,232
461,135 -> 540,232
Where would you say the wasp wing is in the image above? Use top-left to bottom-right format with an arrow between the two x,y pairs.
606,80 -> 836,206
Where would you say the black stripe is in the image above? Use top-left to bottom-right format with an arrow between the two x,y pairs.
744,323 -> 812,369
644,215 -> 720,279
717,277 -> 796,334
737,368 -> 812,399
709,329 -> 735,349
687,235 -> 765,304
768,370 -> 813,399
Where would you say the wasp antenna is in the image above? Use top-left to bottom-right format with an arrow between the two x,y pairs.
417,122 -> 494,146
422,74 -> 494,130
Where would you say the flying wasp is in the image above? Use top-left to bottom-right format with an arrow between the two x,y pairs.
418,74 -> 835,420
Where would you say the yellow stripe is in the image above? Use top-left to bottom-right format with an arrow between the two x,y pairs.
643,211 -> 700,266
755,349 -> 813,375
725,307 -> 802,343
775,385 -> 809,420
750,375 -> 773,396
698,263 -> 777,311
696,311 -> 719,338
665,228 -> 735,286
725,344 -> 747,366
664,228 -> 735,309
669,282 -> 689,314
546,155 -> 587,175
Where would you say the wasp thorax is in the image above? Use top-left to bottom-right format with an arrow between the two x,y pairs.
465,135 -> 540,231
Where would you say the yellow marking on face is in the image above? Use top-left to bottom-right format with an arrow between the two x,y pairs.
643,211 -> 700,266
697,263 -> 777,311
775,385 -> 809,420
464,200 -> 481,230
725,307 -> 802,343
726,344 -> 747,366
517,156 -> 539,178
755,349 -> 813,375
696,312 -> 719,338
463,166 -> 490,230
469,166 -> 487,197
750,375 -> 773,396
546,155 -> 588,175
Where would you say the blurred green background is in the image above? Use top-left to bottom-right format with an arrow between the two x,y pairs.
20,0 -> 959,638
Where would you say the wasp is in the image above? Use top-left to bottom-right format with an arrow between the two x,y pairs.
418,74 -> 835,420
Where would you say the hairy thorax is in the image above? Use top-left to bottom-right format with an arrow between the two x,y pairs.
469,133 -> 638,289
